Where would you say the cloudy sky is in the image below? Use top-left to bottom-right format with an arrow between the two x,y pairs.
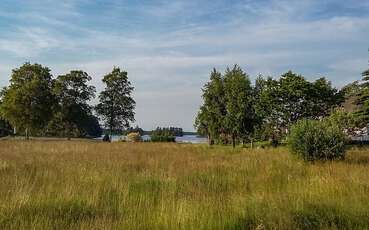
0,0 -> 368,131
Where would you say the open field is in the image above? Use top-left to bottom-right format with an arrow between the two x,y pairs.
0,141 -> 369,229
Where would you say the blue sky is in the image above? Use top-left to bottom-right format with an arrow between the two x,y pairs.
0,0 -> 368,131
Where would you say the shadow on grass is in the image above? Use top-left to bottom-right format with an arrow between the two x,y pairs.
345,155 -> 369,165
225,216 -> 260,230
0,199 -> 120,229
293,204 -> 369,230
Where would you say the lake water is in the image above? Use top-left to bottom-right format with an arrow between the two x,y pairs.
100,135 -> 208,144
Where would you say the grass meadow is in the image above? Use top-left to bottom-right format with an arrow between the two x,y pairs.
0,141 -> 369,229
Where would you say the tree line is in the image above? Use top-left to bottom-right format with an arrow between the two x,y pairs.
0,63 -> 135,140
195,64 -> 369,147
151,127 -> 184,137
122,126 -> 184,137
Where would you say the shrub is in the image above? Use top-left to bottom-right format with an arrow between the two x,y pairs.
270,136 -> 279,147
289,119 -> 346,161
102,134 -> 110,142
150,135 -> 175,142
127,132 -> 142,142
327,108 -> 357,134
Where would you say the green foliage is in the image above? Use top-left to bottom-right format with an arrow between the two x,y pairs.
326,108 -> 357,135
151,127 -> 183,137
195,66 -> 257,147
194,105 -> 211,143
150,135 -> 176,142
254,72 -> 343,143
51,70 -> 98,138
0,118 -> 12,137
96,67 -> 135,136
79,114 -> 103,138
0,91 -> 12,137
0,63 -> 55,139
289,119 -> 346,161
256,72 -> 342,135
278,72 -> 312,124
311,78 -> 344,118
254,77 -> 280,131
194,69 -> 226,144
150,127 -> 178,142
223,65 -> 256,147
353,68 -> 369,126
293,203 -> 369,230
196,67 -> 342,147
340,80 -> 361,98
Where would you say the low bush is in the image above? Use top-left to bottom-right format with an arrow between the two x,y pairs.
127,132 -> 142,142
150,135 -> 175,142
270,137 -> 279,148
289,119 -> 346,161
102,134 -> 110,142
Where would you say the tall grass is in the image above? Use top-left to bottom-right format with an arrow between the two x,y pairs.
0,141 -> 368,229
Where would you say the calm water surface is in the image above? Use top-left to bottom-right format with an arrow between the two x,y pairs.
99,135 -> 207,144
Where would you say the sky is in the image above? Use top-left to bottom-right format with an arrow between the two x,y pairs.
0,0 -> 368,131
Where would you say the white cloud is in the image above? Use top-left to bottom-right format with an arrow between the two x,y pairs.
0,0 -> 368,130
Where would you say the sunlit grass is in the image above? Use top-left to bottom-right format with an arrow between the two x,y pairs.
0,141 -> 368,229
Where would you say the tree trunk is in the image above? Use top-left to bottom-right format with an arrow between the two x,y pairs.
67,123 -> 71,140
250,139 -> 253,149
232,134 -> 236,148
109,125 -> 113,142
208,134 -> 214,146
25,128 -> 29,140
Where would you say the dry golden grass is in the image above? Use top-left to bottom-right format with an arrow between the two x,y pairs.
0,141 -> 369,229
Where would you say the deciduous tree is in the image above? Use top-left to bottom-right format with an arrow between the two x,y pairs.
354,67 -> 369,126
255,72 -> 342,140
0,63 -> 54,139
194,69 -> 226,144
52,70 -> 96,139
223,65 -> 255,148
96,67 -> 135,139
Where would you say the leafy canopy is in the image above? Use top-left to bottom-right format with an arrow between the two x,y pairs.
50,70 -> 98,138
195,65 -> 257,147
0,63 -> 55,136
354,68 -> 369,126
289,119 -> 346,161
96,67 -> 135,133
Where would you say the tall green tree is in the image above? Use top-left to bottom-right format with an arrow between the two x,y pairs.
0,89 -> 12,137
194,105 -> 211,143
278,71 -> 312,126
254,77 -> 281,137
341,81 -> 361,98
78,113 -> 103,138
51,70 -> 96,139
255,72 -> 342,141
310,77 -> 343,119
96,67 -> 135,139
354,67 -> 369,126
0,63 -> 55,139
194,69 -> 226,145
195,66 -> 257,147
196,68 -> 342,146
223,65 -> 255,148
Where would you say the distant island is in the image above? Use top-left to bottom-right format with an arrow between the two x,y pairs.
104,126 -> 199,137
